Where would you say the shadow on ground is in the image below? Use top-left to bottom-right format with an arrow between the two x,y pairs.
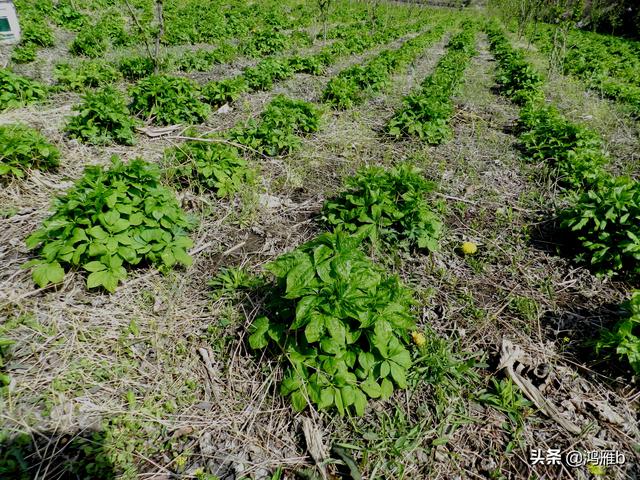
0,429 -> 115,479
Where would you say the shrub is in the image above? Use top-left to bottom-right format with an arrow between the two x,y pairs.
230,95 -> 320,156
0,124 -> 60,178
117,56 -> 155,81
322,164 -> 442,252
55,61 -> 121,91
595,292 -> 640,374
561,175 -> 640,278
69,27 -> 107,58
0,69 -> 47,111
65,87 -> 137,145
248,231 -> 416,415
24,158 -> 193,292
201,77 -> 248,107
164,140 -> 255,197
129,75 -> 210,125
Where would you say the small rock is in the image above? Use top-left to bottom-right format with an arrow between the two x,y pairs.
216,104 -> 233,114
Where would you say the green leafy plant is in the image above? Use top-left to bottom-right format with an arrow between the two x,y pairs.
248,231 -> 416,415
243,58 -> 294,91
387,27 -> 476,143
0,124 -> 60,178
0,69 -> 47,111
11,44 -> 37,64
117,56 -> 155,81
164,140 -> 255,196
486,24 -> 544,105
518,103 -> 606,188
322,26 -> 445,110
230,95 -> 321,156
322,164 -> 442,252
176,44 -> 236,72
241,30 -> 289,57
561,174 -> 640,277
201,77 -> 248,107
69,26 -> 107,58
55,61 -> 121,91
24,158 -> 194,292
595,291 -> 640,375
20,17 -> 55,47
129,75 -> 210,126
65,87 -> 137,145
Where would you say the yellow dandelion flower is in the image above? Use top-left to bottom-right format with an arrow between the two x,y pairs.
461,241 -> 478,255
411,331 -> 426,347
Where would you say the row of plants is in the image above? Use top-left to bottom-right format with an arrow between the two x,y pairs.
386,23 -> 478,143
528,24 -> 640,117
201,15 -> 441,108
486,22 -> 640,375
322,23 -> 453,109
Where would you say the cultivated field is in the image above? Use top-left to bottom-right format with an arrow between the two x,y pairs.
0,1 -> 639,479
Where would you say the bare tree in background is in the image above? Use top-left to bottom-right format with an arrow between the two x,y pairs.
123,0 -> 165,73
318,0 -> 332,41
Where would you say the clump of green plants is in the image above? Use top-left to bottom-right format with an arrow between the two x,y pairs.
241,30 -> 289,57
24,158 -> 193,292
129,75 -> 210,125
65,87 -> 138,145
164,140 -> 255,196
20,17 -> 55,47
55,61 -> 121,91
230,95 -> 321,156
11,44 -> 37,64
201,77 -> 248,107
69,26 -> 107,58
322,164 -> 442,252
176,44 -> 236,72
248,231 -> 416,415
561,174 -> 640,278
117,56 -> 155,81
0,124 -> 60,178
0,69 -> 47,111
243,58 -> 294,91
518,103 -> 606,188
595,292 -> 640,375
